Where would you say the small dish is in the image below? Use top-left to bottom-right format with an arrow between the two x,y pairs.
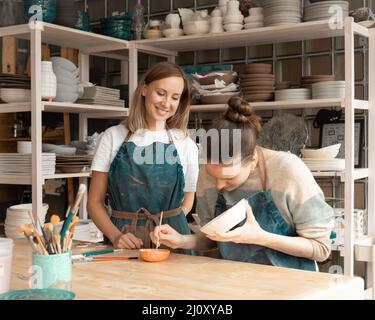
139,249 -> 170,262
200,199 -> 247,236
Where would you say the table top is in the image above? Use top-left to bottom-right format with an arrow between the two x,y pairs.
10,240 -> 364,300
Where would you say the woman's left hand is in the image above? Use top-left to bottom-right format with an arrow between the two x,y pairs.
207,201 -> 267,245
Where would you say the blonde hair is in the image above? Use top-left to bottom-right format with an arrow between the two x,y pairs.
124,62 -> 191,135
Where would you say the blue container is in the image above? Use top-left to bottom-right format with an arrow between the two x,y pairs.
31,252 -> 72,290
23,0 -> 57,23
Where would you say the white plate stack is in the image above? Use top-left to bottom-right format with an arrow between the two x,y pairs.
304,1 -> 349,22
263,0 -> 302,26
275,88 -> 311,101
302,158 -> 345,171
244,7 -> 264,29
50,57 -> 80,103
0,153 -> 56,176
5,203 -> 49,239
312,81 -> 345,99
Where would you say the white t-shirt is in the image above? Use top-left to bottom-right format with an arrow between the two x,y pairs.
91,124 -> 199,192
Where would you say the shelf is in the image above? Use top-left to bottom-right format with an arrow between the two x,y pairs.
0,171 -> 91,185
190,98 -> 345,113
0,102 -> 129,116
0,22 -> 129,55
0,136 -> 65,142
311,169 -> 369,182
134,20 -> 363,52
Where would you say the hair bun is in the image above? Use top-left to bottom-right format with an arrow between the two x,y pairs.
225,96 -> 262,134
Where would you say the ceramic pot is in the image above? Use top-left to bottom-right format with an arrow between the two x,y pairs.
210,17 -> 224,33
227,0 -> 241,16
41,61 -> 56,102
165,13 -> 181,29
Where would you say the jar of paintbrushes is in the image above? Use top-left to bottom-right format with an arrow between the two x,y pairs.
16,184 -> 87,291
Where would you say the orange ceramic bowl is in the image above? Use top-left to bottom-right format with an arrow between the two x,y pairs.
139,249 -> 170,262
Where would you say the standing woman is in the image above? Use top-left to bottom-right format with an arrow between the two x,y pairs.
88,62 -> 199,251
152,96 -> 334,270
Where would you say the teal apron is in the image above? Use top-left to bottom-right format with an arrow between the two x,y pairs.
214,148 -> 317,271
107,129 -> 193,254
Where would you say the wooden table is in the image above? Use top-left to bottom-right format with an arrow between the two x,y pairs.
10,240 -> 364,300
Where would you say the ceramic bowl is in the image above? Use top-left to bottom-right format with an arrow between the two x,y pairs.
201,92 -> 239,104
183,20 -> 210,35
200,199 -> 247,236
139,249 -> 171,262
197,71 -> 238,86
223,23 -> 243,32
301,143 -> 341,159
244,15 -> 263,23
143,29 -> 163,39
162,28 -> 184,38
223,15 -> 244,24
49,57 -> 77,72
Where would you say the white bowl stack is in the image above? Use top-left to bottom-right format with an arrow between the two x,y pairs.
49,57 -> 80,103
223,0 -> 244,32
275,88 -> 311,101
304,1 -> 349,22
0,88 -> 31,103
263,0 -> 302,26
312,81 -> 345,99
17,141 -> 32,154
244,7 -> 264,29
5,203 -> 49,239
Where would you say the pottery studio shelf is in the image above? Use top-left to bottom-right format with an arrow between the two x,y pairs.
190,99 -> 369,113
134,19 -> 369,51
0,171 -> 91,185
0,101 -> 129,116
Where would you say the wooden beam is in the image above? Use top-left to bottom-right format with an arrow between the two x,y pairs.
2,37 -> 17,74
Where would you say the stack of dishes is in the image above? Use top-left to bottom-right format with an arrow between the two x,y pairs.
77,86 -> 124,107
96,12 -> 133,40
312,81 -> 345,99
50,57 -> 79,103
302,158 -> 345,171
244,7 -> 264,29
239,63 -> 275,102
5,203 -> 49,239
304,1 -> 349,22
56,155 -> 93,174
0,74 -> 31,103
300,75 -> 335,90
0,153 -> 56,176
263,0 -> 302,26
275,88 -> 311,101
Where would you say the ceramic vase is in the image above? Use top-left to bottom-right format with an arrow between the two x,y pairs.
41,61 -> 57,102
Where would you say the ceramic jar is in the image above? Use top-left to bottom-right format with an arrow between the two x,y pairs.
41,61 -> 56,102
227,0 -> 241,15
165,13 -> 181,29
210,17 -> 224,33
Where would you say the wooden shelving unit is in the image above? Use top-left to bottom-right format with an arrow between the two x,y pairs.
0,21 -> 130,222
130,17 -> 375,280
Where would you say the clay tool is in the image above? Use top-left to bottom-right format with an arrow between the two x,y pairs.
61,184 -> 86,239
81,249 -> 122,257
90,257 -> 138,262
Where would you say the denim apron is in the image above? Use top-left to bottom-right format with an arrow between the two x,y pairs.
107,129 -> 193,254
214,148 -> 317,271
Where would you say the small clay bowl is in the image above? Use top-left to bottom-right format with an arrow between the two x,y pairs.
139,249 -> 170,262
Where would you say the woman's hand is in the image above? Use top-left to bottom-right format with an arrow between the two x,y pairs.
150,224 -> 185,249
112,233 -> 143,249
207,201 -> 267,245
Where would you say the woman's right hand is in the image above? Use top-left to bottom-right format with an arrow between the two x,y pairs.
151,224 -> 184,249
112,233 -> 143,249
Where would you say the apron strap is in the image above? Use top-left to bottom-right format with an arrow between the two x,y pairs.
256,147 -> 268,192
111,207 -> 181,247
124,130 -> 132,142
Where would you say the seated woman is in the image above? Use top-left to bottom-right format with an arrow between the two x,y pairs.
151,96 -> 334,271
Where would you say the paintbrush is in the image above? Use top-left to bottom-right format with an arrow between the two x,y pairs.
156,211 -> 163,250
61,184 -> 87,239
16,224 -> 37,253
